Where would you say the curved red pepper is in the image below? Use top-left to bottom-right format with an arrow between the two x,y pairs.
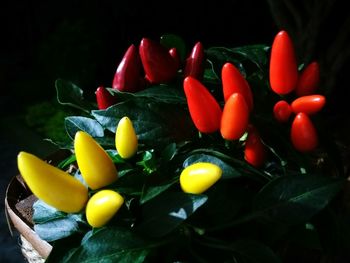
184,42 -> 205,80
295,61 -> 320,96
291,95 -> 326,115
220,93 -> 249,140
269,30 -> 298,95
183,76 -> 222,133
95,86 -> 116,110
221,62 -> 253,111
139,38 -> 178,84
291,112 -> 318,152
273,100 -> 292,123
112,44 -> 144,92
244,125 -> 267,167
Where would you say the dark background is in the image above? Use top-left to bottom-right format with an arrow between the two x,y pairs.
1,1 -> 349,262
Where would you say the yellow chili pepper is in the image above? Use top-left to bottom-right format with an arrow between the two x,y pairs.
85,189 -> 124,228
74,131 -> 118,190
17,152 -> 88,213
180,162 -> 222,194
115,116 -> 138,159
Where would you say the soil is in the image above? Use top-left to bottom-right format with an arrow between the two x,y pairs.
15,194 -> 37,227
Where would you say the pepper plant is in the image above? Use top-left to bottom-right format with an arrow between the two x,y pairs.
15,32 -> 349,262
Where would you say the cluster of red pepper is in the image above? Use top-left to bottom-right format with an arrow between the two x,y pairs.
270,31 -> 325,152
184,30 -> 325,167
95,36 -> 204,109
95,30 -> 325,169
183,64 -> 265,168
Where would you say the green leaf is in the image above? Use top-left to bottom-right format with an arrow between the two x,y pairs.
33,201 -> 85,242
106,149 -> 126,164
94,136 -> 115,148
57,154 -> 76,169
230,45 -> 270,71
188,148 -> 273,181
45,138 -> 74,150
33,200 -> 66,224
190,184 -> 252,228
205,45 -> 269,82
136,150 -> 158,173
91,100 -> 162,137
55,79 -> 92,112
314,208 -> 350,256
140,178 -> 178,204
253,175 -> 345,225
48,136 -> 114,150
161,143 -> 177,162
108,84 -> 186,104
46,235 -> 82,263
206,47 -> 246,77
65,116 -> 104,139
91,99 -> 195,148
208,175 -> 345,232
192,237 -> 280,262
34,214 -> 84,242
203,63 -> 220,81
232,239 -> 281,263
136,192 -> 207,237
183,153 -> 242,179
286,223 -> 322,250
160,33 -> 187,61
54,227 -> 155,263
111,170 -> 145,196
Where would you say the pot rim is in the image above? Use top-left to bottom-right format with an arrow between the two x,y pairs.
5,175 -> 52,259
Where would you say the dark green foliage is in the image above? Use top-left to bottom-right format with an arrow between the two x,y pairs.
32,39 -> 346,262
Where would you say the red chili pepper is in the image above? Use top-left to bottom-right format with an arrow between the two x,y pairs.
220,93 -> 249,140
95,86 -> 116,110
183,76 -> 222,133
221,62 -> 253,111
273,100 -> 292,123
184,42 -> 205,80
291,95 -> 326,115
291,112 -> 318,152
112,44 -> 144,92
269,30 -> 298,95
169,47 -> 181,70
295,61 -> 320,96
244,125 -> 267,167
139,38 -> 178,84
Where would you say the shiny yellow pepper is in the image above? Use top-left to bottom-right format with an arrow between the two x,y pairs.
115,116 -> 138,159
74,131 -> 118,190
17,152 -> 88,213
85,189 -> 124,228
180,162 -> 222,194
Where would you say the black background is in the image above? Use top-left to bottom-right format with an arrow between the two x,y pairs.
1,1 -> 349,118
1,1 -> 349,262
0,0 -> 277,109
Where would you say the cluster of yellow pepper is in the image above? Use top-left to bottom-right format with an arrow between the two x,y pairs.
17,117 -> 222,228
